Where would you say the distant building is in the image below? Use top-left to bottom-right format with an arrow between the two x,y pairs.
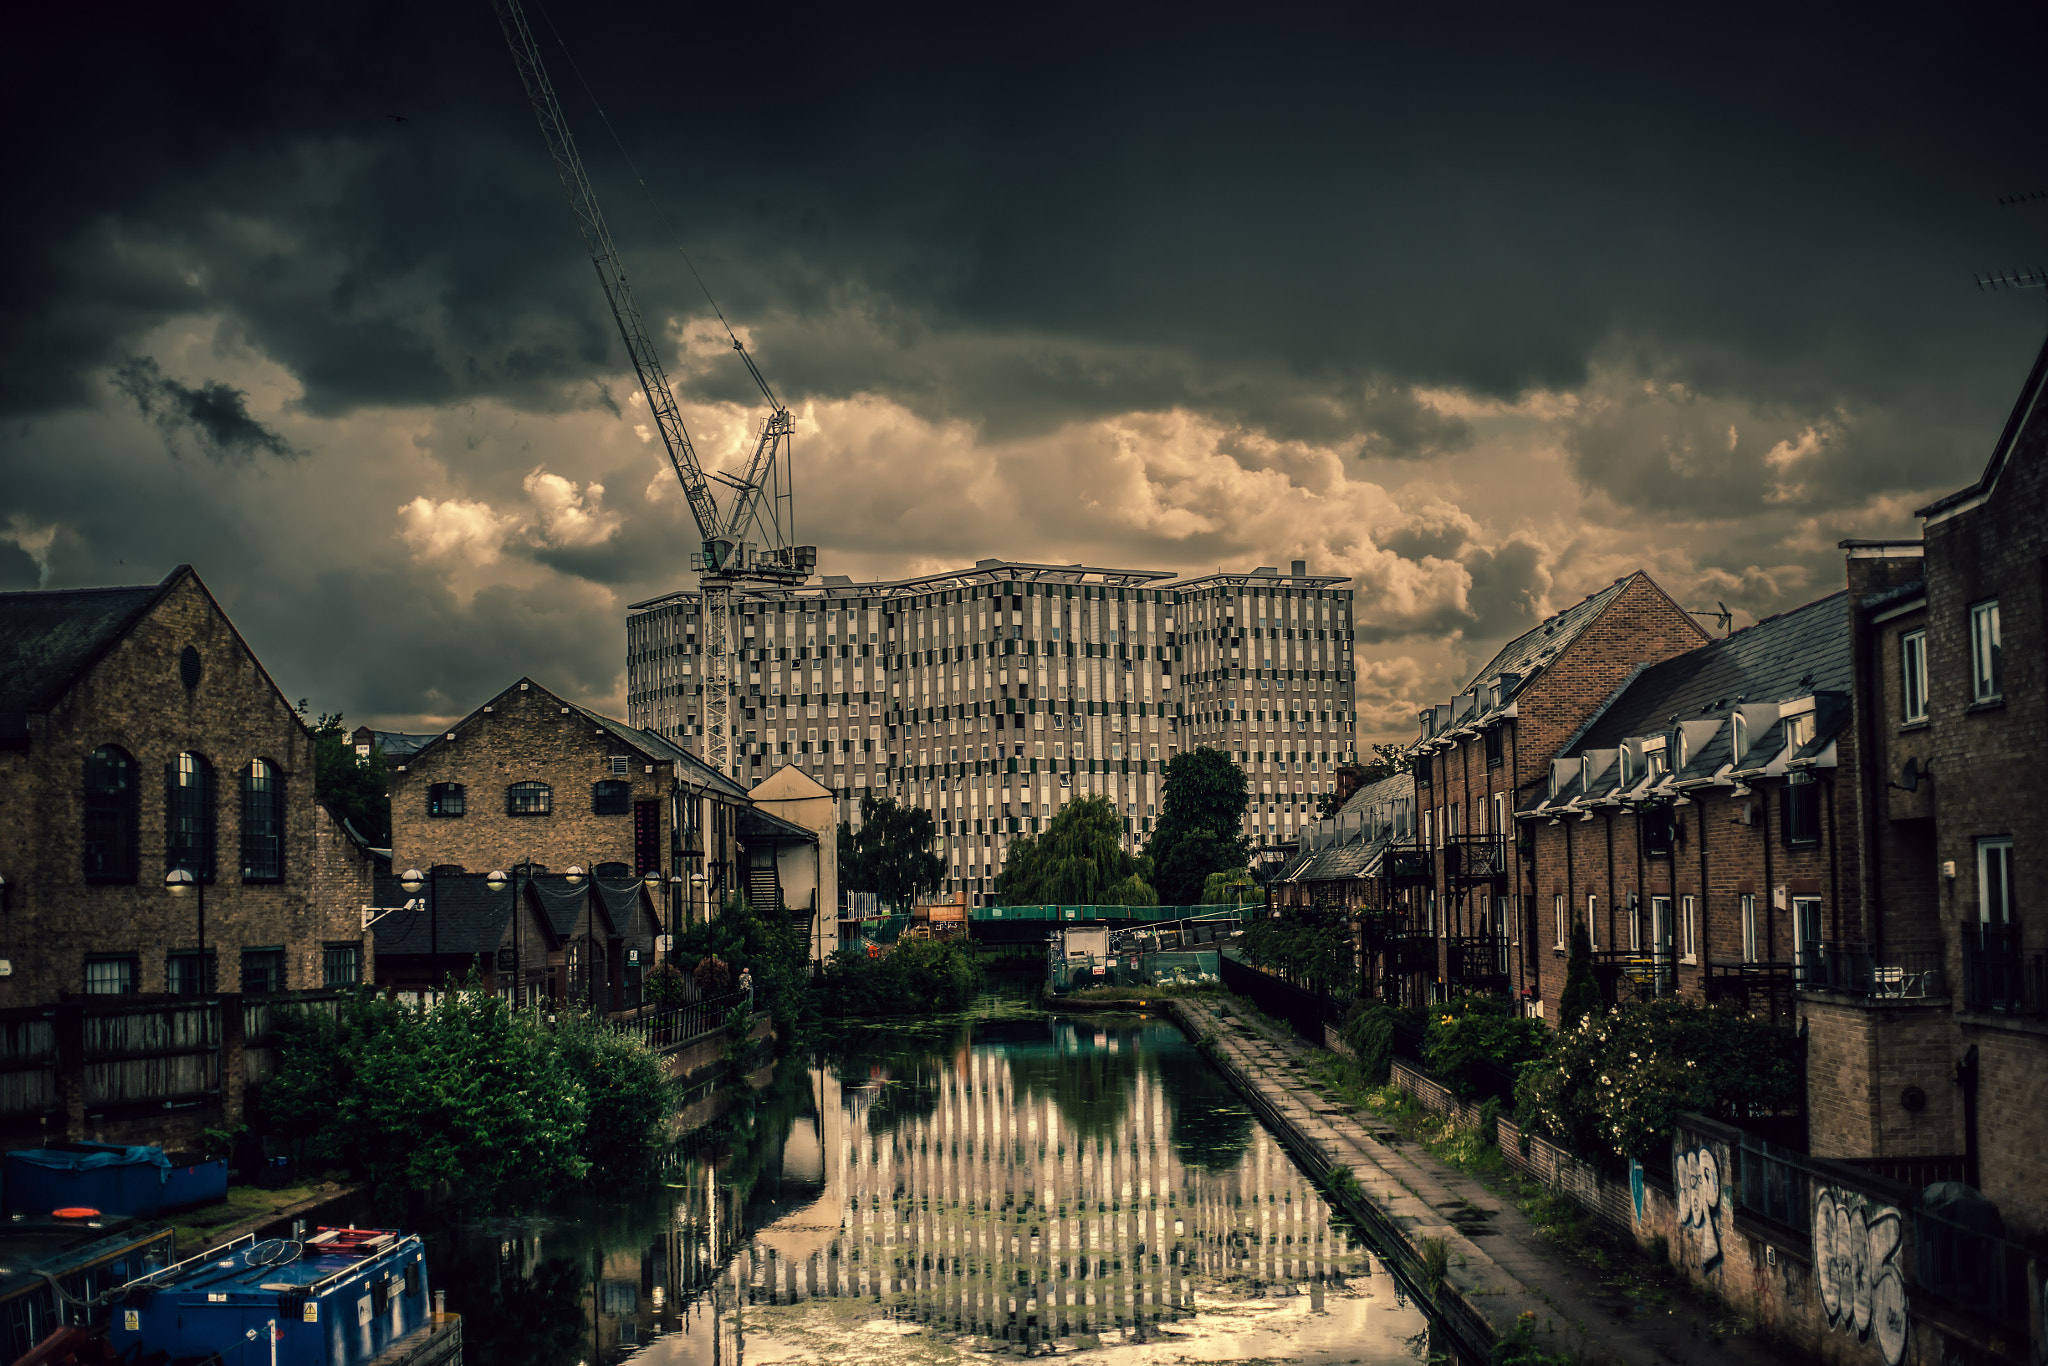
626,558 -> 1358,905
349,726 -> 434,761
0,565 -> 374,1147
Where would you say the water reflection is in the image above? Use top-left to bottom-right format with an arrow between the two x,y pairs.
436,1010 -> 1428,1364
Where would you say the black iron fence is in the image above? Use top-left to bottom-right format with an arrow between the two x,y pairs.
1801,941 -> 1946,999
612,988 -> 754,1050
1963,930 -> 2045,1017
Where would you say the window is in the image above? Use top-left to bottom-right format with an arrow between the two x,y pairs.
83,744 -> 139,882
84,956 -> 136,995
1730,712 -> 1748,763
1901,630 -> 1928,722
241,759 -> 283,881
1580,754 -> 1593,793
323,943 -> 362,987
508,781 -> 552,816
427,783 -> 466,817
1484,726 -> 1503,768
1977,837 -> 2014,926
1793,896 -> 1824,961
1554,894 -> 1567,950
165,752 -> 216,879
167,950 -> 216,997
1618,747 -> 1634,787
610,755 -> 630,775
1680,895 -> 1697,963
1784,773 -> 1822,845
1586,894 -> 1599,950
1970,600 -> 2001,700
1643,806 -> 1674,857
592,780 -> 632,815
1741,894 -> 1759,963
1650,896 -> 1673,957
1673,729 -> 1689,772
240,948 -> 286,994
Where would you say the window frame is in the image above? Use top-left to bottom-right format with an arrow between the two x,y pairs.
591,779 -> 633,816
240,758 -> 284,883
240,947 -> 287,994
1969,600 -> 2001,700
427,782 -> 466,817
1553,893 -> 1567,951
82,744 -> 140,884
323,943 -> 363,987
1900,629 -> 1928,723
1741,893 -> 1759,964
1586,894 -> 1599,951
507,781 -> 553,817
1680,894 -> 1697,964
83,955 -> 138,995
165,751 -> 217,882
1784,773 -> 1822,847
166,949 -> 218,997
1977,836 -> 2014,926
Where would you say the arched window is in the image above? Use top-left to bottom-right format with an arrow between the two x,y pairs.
165,752 -> 216,880
592,780 -> 631,816
83,745 -> 139,882
508,781 -> 552,816
241,758 -> 284,882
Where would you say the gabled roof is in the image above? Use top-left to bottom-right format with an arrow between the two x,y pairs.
0,569 -> 183,713
1572,591 -> 1850,755
370,871 -> 514,958
1461,576 -> 1634,695
1916,333 -> 2048,523
569,701 -> 747,799
738,805 -> 820,843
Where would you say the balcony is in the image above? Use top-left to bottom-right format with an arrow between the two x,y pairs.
1963,928 -> 2046,1017
1448,934 -> 1510,993
1381,933 -> 1438,977
1442,835 -> 1510,886
1593,947 -> 1677,1003
1384,846 -> 1433,887
1799,941 -> 1946,1000
1704,960 -> 1799,1022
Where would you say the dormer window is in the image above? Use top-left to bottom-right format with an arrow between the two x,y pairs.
1618,748 -> 1634,786
1580,754 -> 1593,792
1786,714 -> 1814,751
1672,729 -> 1688,771
1730,712 -> 1748,763
1645,746 -> 1668,779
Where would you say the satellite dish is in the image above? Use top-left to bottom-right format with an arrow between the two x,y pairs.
1899,757 -> 1920,793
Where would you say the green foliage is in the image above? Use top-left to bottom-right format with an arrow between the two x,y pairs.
1422,994 -> 1547,1100
546,1012 -> 676,1173
996,795 -> 1143,904
1239,904 -> 1357,998
1338,1001 -> 1419,1084
301,707 -> 390,845
1559,925 -> 1601,1026
1353,742 -> 1414,784
816,937 -> 982,1017
836,794 -> 946,910
1516,999 -> 1802,1163
1102,872 -> 1158,906
675,896 -> 810,1030
643,962 -> 688,1010
1200,866 -> 1257,905
1145,749 -> 1252,905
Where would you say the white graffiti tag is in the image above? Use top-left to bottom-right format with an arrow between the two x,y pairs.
1676,1146 -> 1722,1272
1813,1186 -> 1907,1366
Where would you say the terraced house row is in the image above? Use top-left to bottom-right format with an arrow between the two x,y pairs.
626,558 -> 1360,903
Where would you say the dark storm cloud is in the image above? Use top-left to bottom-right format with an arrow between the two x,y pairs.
111,357 -> 299,462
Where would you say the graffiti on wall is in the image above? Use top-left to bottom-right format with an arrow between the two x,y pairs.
1813,1186 -> 1907,1366
1676,1146 -> 1722,1272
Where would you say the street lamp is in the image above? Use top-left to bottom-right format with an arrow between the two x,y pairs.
562,865 -> 593,1013
690,871 -> 708,931
399,867 -> 437,1000
485,864 -> 540,1009
163,867 -> 206,994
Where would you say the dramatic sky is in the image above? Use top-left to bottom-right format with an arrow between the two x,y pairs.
5,2 -> 2044,741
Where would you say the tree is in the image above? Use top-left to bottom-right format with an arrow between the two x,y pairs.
1559,926 -> 1602,1026
301,706 -> 391,844
1145,749 -> 1251,906
837,794 -> 946,910
996,795 -> 1142,905
675,896 -> 810,1029
1201,866 -> 1257,906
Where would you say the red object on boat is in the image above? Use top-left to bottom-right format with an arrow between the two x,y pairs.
50,1207 -> 100,1219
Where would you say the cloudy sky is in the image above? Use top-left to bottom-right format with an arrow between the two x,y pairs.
5,1 -> 2044,741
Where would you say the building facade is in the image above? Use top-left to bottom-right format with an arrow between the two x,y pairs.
625,559 -> 1358,904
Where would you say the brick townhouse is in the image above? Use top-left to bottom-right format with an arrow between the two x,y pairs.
379,678 -> 835,1000
1400,572 -> 1710,1007
1836,335 -> 2047,1236
1517,589 -> 1859,1030
0,566 -> 374,1146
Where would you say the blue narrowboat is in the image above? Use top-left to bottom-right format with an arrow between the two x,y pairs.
0,1214 -> 174,1361
106,1226 -> 460,1366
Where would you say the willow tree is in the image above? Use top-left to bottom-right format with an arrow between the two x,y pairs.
996,795 -> 1151,905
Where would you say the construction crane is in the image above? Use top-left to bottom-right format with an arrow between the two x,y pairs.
491,0 -> 814,779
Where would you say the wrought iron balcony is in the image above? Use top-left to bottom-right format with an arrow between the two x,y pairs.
1448,934 -> 1510,992
1442,835 -> 1510,886
1593,946 -> 1678,1002
1704,959 -> 1798,1021
1799,941 -> 1946,1000
1964,928 -> 2046,1017
1383,846 -> 1433,886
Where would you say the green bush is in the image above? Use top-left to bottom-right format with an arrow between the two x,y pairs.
816,938 -> 982,1017
1559,926 -> 1601,1026
1516,998 -> 1802,1163
1337,1002 -> 1417,1085
547,1012 -> 676,1173
1423,995 -> 1546,1100
675,896 -> 812,1031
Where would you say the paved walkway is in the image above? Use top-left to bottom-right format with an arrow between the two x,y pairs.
1170,996 -> 1800,1366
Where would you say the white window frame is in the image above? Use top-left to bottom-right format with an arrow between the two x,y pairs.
1970,601 -> 2001,700
1901,629 -> 1928,723
1586,894 -> 1599,951
1680,894 -> 1697,963
1741,893 -> 1759,964
1554,894 -> 1567,950
1978,836 -> 2014,926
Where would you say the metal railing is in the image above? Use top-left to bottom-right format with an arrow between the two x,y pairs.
1593,946 -> 1678,1002
1447,934 -> 1510,989
1837,1153 -> 1970,1188
613,988 -> 753,1049
1704,959 -> 1799,1019
1800,941 -> 1947,999
1442,835 -> 1511,884
1384,846 -> 1433,886
1962,931 -> 2045,1016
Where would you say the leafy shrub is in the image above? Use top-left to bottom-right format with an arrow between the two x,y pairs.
1423,994 -> 1546,1099
1337,1002 -> 1418,1085
644,963 -> 689,1010
547,1012 -> 676,1172
816,938 -> 982,1017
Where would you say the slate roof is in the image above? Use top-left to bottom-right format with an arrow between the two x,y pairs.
358,728 -> 435,758
1916,332 -> 2048,519
0,571 -> 179,713
738,805 -> 818,843
1461,576 -> 1633,696
570,702 -> 748,799
1277,771 -> 1415,884
370,871 -> 515,958
1571,591 -> 1850,755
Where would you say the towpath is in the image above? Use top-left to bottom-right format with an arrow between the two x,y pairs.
1169,995 -> 1798,1366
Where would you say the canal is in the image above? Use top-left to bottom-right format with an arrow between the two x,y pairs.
428,997 -> 1432,1364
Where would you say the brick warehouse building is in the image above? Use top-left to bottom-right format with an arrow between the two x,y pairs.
1398,572 -> 1711,1006
382,677 -> 833,993
625,559 -> 1359,904
0,566 -> 374,1145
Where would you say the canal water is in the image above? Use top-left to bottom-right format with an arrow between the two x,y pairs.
429,997 -> 1431,1365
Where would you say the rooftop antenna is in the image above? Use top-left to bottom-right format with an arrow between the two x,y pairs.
1974,190 -> 2046,322
1686,602 -> 1733,636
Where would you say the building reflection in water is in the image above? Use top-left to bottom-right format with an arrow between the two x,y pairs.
449,1014 -> 1411,1366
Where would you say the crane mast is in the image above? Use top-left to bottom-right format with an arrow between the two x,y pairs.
491,0 -> 814,779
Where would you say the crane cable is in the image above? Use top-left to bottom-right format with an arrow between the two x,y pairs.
529,1 -> 783,414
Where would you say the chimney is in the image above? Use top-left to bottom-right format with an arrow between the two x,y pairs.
1291,559 -> 1307,578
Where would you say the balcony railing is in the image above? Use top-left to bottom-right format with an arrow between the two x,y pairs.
1448,934 -> 1510,991
1384,846 -> 1433,886
1442,835 -> 1511,885
1963,928 -> 2046,1017
1704,959 -> 1799,1020
1799,941 -> 1947,1000
1380,933 -> 1438,976
1593,946 -> 1677,1002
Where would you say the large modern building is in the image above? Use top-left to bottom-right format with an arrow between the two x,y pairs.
625,558 -> 1357,903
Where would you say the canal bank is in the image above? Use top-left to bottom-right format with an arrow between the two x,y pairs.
1169,993 -> 1801,1366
